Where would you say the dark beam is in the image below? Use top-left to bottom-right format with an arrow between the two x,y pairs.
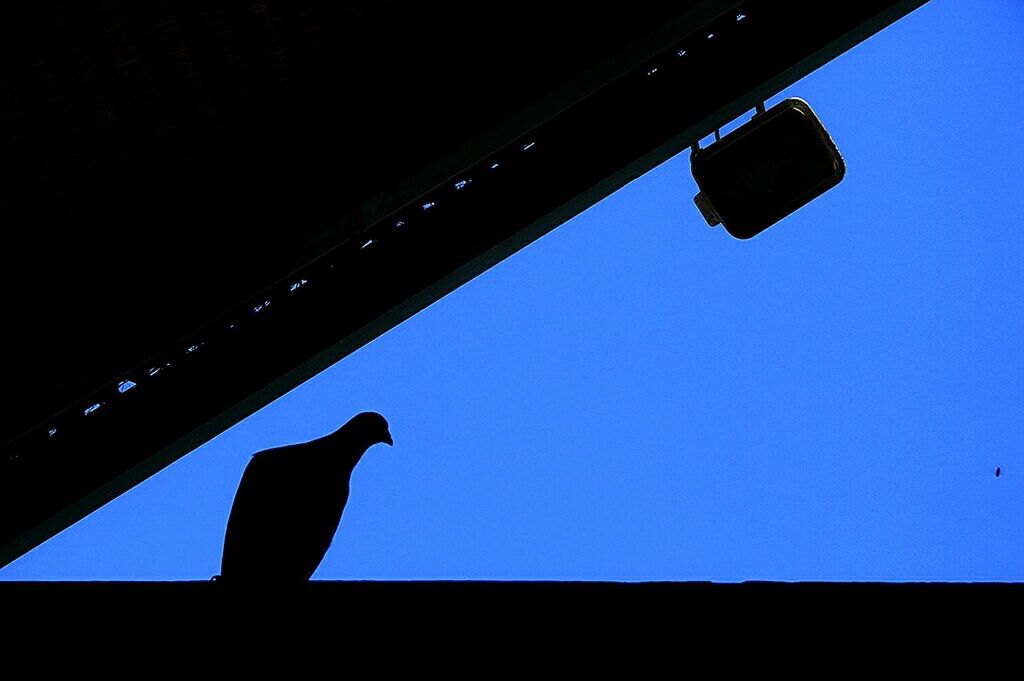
2,580 -> 1016,632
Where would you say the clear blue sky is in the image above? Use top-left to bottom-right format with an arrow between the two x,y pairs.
4,0 -> 1022,581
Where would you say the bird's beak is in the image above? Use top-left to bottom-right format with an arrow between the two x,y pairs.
384,432 -> 394,447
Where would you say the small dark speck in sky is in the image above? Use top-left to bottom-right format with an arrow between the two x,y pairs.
995,467 -> 1001,478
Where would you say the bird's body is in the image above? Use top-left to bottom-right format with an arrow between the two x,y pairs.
219,412 -> 392,583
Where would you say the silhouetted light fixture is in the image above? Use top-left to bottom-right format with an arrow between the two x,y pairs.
691,98 -> 845,240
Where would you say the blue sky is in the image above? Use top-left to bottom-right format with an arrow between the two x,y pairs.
4,0 -> 1023,581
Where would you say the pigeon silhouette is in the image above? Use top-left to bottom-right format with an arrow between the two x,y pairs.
218,412 -> 393,583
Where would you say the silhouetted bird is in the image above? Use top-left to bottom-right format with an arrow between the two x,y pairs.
995,466 -> 1001,478
219,412 -> 393,583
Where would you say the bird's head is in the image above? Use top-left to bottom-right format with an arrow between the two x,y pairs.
347,411 -> 394,448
